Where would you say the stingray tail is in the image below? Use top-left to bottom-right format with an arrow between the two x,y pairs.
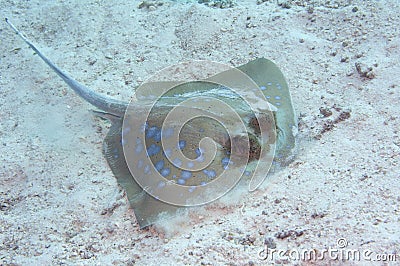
5,18 -> 128,117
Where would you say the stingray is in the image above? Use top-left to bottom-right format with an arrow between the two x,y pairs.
6,18 -> 297,228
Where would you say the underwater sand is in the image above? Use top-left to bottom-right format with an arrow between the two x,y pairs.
1,0 -> 399,265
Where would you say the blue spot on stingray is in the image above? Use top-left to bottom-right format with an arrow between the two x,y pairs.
146,126 -> 158,139
164,148 -> 172,157
155,160 -> 164,171
187,161 -> 195,168
195,147 -> 202,157
275,96 -> 281,100
157,181 -> 166,189
222,157 -> 231,170
162,128 -> 174,139
154,130 -> 162,142
178,140 -> 186,150
265,95 -> 271,99
267,82 -> 272,86
244,171 -> 251,176
122,126 -> 131,136
200,181 -> 207,186
203,169 -> 216,179
137,159 -> 143,169
221,157 -> 230,166
135,143 -> 143,154
160,168 -> 171,177
260,86 -> 267,90
276,102 -> 281,106
173,158 -> 182,167
144,165 -> 151,174
172,174 -> 177,179
177,179 -> 186,185
188,186 -> 196,193
181,170 -> 192,180
147,144 -> 161,156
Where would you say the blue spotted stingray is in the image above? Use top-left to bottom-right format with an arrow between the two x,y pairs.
6,19 -> 297,228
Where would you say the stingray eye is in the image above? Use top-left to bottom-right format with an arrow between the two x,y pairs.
121,60 -> 293,207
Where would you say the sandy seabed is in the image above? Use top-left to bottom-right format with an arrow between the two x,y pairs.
1,0 -> 399,265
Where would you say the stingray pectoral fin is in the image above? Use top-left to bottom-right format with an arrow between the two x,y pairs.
99,112 -> 141,198
99,111 -> 179,228
5,18 -> 127,116
236,58 -> 298,166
